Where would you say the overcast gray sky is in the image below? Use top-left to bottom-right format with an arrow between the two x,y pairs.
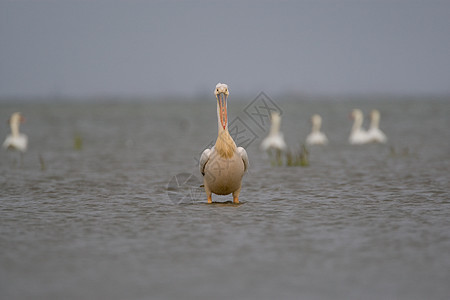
1,0 -> 449,98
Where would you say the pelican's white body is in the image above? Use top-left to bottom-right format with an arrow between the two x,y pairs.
200,147 -> 247,196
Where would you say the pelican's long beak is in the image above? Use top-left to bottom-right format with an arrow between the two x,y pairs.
217,92 -> 228,130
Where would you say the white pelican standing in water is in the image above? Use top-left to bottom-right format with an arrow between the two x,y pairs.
367,109 -> 387,143
306,114 -> 328,145
199,83 -> 249,204
349,109 -> 370,145
260,111 -> 287,152
3,112 -> 28,152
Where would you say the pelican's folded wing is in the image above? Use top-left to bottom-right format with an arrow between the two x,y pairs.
199,149 -> 211,176
237,147 -> 249,172
3,135 -> 12,149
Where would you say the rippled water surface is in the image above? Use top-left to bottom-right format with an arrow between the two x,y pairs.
1,98 -> 449,299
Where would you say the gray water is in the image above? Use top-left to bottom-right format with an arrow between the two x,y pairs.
1,97 -> 449,300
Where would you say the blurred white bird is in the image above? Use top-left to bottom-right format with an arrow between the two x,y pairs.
260,112 -> 287,152
367,109 -> 387,143
349,109 -> 370,145
306,114 -> 328,145
3,112 -> 28,152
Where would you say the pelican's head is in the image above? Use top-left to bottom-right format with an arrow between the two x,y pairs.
271,112 -> 281,124
370,109 -> 380,121
351,109 -> 363,121
214,83 -> 229,130
9,112 -> 25,126
311,114 -> 322,125
214,83 -> 229,97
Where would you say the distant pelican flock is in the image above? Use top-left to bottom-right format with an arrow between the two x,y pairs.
3,112 -> 28,152
258,107 -> 389,167
349,108 -> 387,145
199,83 -> 249,204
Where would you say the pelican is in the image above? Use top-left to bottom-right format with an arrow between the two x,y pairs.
260,111 -> 287,152
199,83 -> 249,204
306,114 -> 328,145
367,109 -> 387,143
3,112 -> 28,152
349,109 -> 370,145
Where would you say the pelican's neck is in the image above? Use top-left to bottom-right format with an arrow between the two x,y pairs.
352,115 -> 363,133
215,101 -> 236,158
312,120 -> 321,133
10,121 -> 20,137
370,115 -> 380,129
269,120 -> 280,136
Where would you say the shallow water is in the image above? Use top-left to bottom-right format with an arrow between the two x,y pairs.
1,98 -> 449,299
